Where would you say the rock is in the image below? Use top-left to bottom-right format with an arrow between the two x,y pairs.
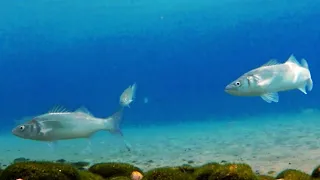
276,169 -> 310,180
176,164 -> 196,174
257,175 -> 276,180
89,162 -> 143,179
79,171 -> 104,180
194,162 -> 258,180
71,161 -> 91,170
109,176 -> 131,180
194,162 -> 221,180
143,167 -> 194,180
0,161 -> 80,180
56,159 -> 67,163
13,157 -> 29,163
311,165 -> 320,178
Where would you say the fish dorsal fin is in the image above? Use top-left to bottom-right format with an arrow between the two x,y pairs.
285,54 -> 300,65
75,106 -> 93,116
48,105 -> 69,113
261,59 -> 279,67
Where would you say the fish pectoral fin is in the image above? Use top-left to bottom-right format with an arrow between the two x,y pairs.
42,120 -> 64,128
40,128 -> 53,135
257,78 -> 272,87
252,75 -> 272,87
260,92 -> 279,103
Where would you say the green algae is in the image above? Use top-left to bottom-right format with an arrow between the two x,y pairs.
143,166 -> 194,180
209,163 -> 258,180
79,171 -> 104,180
108,176 -> 131,180
194,162 -> 222,180
167,164 -> 198,175
194,162 -> 258,180
89,162 -> 143,179
0,161 -> 80,180
70,161 -> 91,170
257,175 -> 276,180
276,169 -> 310,180
3,160 -> 320,180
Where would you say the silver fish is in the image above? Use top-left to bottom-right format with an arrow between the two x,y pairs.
12,83 -> 137,151
225,54 -> 313,103
12,106 -> 124,142
120,83 -> 137,107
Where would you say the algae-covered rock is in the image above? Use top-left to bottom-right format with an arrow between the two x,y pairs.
257,175 -> 275,180
267,170 -> 276,176
276,169 -> 310,180
0,161 -> 80,180
209,163 -> 258,180
194,162 -> 257,180
89,162 -> 143,179
194,162 -> 221,180
13,157 -> 29,163
71,161 -> 91,170
108,176 -> 131,180
312,165 -> 320,178
79,171 -> 104,180
144,167 -> 194,180
175,164 -> 197,174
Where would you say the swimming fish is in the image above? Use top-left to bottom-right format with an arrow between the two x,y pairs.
12,106 -> 124,142
120,83 -> 137,107
12,83 -> 137,150
224,54 -> 313,103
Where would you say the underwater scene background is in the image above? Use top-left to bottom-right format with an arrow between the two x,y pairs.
0,0 -> 320,179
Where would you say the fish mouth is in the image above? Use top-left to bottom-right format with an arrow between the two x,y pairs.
11,129 -> 18,136
224,85 -> 239,96
224,85 -> 233,92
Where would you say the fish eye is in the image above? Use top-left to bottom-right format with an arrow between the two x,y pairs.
235,81 -> 241,86
19,125 -> 25,131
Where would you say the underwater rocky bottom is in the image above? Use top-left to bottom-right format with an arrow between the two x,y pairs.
1,159 -> 320,180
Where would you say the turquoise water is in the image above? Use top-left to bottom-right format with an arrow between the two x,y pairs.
0,0 -> 320,175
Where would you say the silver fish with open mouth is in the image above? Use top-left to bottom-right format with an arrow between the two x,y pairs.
225,55 -> 313,103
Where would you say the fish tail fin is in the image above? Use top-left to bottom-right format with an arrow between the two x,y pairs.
104,107 -> 124,136
307,78 -> 313,92
103,107 -> 132,151
301,58 -> 313,91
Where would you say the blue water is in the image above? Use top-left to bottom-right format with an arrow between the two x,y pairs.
0,0 -> 320,131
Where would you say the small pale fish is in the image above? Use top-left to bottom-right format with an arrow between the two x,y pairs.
143,97 -> 149,104
120,83 -> 137,107
225,54 -> 313,103
12,106 -> 131,150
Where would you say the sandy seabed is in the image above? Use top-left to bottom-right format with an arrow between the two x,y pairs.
1,109 -> 320,175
